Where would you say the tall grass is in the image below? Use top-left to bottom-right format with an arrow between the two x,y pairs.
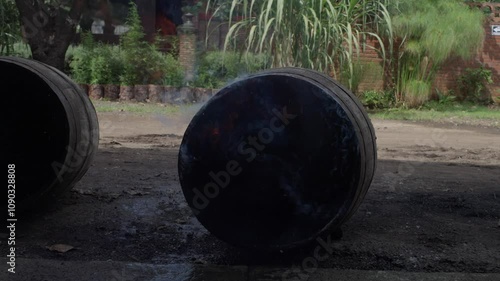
389,0 -> 485,107
0,0 -> 22,56
207,0 -> 392,91
402,79 -> 431,108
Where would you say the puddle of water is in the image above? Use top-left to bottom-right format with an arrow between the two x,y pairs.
120,197 -> 164,218
114,263 -> 194,281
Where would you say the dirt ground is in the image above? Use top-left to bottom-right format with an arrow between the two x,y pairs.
2,109 -> 500,279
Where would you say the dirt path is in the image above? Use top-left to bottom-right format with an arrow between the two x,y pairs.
98,111 -> 500,166
2,111 -> 499,278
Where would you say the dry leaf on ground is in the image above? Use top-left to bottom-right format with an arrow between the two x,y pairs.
46,244 -> 75,253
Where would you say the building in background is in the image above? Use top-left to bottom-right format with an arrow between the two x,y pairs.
81,0 -> 186,48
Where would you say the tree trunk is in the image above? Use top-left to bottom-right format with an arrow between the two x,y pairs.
15,0 -> 87,71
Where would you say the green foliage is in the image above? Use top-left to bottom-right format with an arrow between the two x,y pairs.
392,0 -> 484,64
92,99 -> 182,114
193,51 -> 270,88
151,46 -> 184,86
68,32 -> 96,84
90,44 -> 124,85
388,0 -> 485,107
6,42 -> 32,58
211,0 -> 392,91
68,40 -> 181,86
394,3 -> 481,62
464,0 -> 500,3
120,2 -> 149,85
68,3 -> 183,87
119,2 -> 184,86
435,89 -> 457,105
458,67 -> 493,104
206,0 -> 243,20
68,33 -> 122,84
90,55 -> 111,85
360,90 -> 395,109
0,0 -> 22,56
402,79 -> 431,108
68,35 -> 124,85
120,2 -> 146,48
370,103 -> 500,125
338,60 -> 370,94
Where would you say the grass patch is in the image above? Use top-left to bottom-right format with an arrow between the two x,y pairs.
92,100 -> 500,128
92,100 -> 183,115
369,102 -> 500,127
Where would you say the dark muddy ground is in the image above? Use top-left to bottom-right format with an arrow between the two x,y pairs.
1,113 -> 499,280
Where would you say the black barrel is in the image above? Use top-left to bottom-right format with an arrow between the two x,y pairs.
1,57 -> 99,211
179,68 -> 377,250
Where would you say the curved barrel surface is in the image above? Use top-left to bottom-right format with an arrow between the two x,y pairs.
1,57 -> 99,210
178,68 -> 377,250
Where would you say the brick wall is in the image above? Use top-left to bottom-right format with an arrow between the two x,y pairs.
433,21 -> 499,98
356,41 -> 385,93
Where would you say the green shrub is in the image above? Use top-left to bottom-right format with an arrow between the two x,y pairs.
340,60 -> 369,96
107,47 -> 125,84
402,79 -> 431,108
360,90 -> 394,109
435,88 -> 457,105
241,52 -> 271,73
160,52 -> 184,87
89,44 -> 123,85
120,1 -> 154,85
90,55 -> 111,85
68,33 -> 124,85
68,2 -> 183,86
68,32 -> 95,84
120,2 -> 149,85
458,67 -> 493,104
120,42 -> 183,86
194,51 -> 270,88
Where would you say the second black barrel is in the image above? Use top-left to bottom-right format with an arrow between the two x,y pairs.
178,68 -> 377,250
